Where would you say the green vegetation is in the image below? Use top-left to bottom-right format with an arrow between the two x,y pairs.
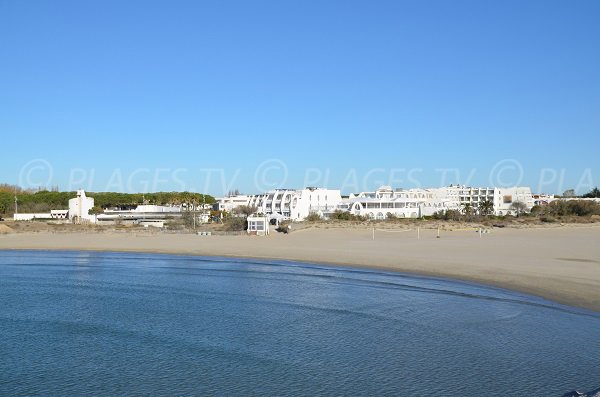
0,184 -> 214,215
328,210 -> 366,221
304,212 -> 323,222
223,217 -> 247,231
232,205 -> 258,217
478,200 -> 494,216
583,187 -> 600,198
509,201 -> 528,217
460,202 -> 474,217
432,209 -> 461,221
535,200 -> 600,217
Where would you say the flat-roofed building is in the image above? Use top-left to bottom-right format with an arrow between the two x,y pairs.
247,187 -> 342,221
214,195 -> 252,213
339,185 -> 534,218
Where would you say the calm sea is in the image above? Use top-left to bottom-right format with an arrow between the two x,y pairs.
0,250 -> 598,396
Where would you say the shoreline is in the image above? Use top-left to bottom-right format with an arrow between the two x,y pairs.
1,226 -> 600,312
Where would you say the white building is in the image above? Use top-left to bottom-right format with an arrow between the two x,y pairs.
532,194 -> 556,206
214,195 -> 252,213
14,213 -> 53,221
14,191 -> 94,222
435,185 -> 534,216
339,185 -> 534,219
247,187 -> 342,221
69,190 -> 96,223
51,210 -> 69,219
490,187 -> 534,215
247,214 -> 270,236
339,186 -> 448,220
97,204 -> 182,225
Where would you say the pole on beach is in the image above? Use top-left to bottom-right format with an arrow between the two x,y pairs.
372,227 -> 374,241
437,227 -> 440,239
479,228 -> 482,238
417,227 -> 420,240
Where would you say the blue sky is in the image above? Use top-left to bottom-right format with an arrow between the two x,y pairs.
1,0 -> 599,195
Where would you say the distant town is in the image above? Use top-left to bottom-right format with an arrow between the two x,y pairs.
1,184 -> 599,235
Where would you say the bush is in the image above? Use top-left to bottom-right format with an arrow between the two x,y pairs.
275,225 -> 289,234
305,212 -> 322,222
224,217 -> 247,231
445,209 -> 462,221
432,209 -> 462,221
329,210 -> 365,221
432,210 -> 445,220
386,212 -> 398,220
546,200 -> 600,217
530,205 -> 545,215
567,201 -> 599,216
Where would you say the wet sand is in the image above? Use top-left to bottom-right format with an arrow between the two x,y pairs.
1,226 -> 600,312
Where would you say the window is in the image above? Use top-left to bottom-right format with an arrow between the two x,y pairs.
249,220 -> 265,231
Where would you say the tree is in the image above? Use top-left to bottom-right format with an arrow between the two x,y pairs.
583,187 -> 600,198
461,202 -> 473,216
478,200 -> 494,216
461,202 -> 474,221
510,201 -> 528,217
89,206 -> 104,215
233,205 -> 257,217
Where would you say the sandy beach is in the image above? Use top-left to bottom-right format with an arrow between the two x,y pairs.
1,225 -> 600,312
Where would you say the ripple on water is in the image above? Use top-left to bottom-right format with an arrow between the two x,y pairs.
0,250 -> 599,396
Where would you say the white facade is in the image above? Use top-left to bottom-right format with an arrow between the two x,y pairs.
435,185 -> 534,215
247,214 -> 270,236
339,185 -> 534,218
69,190 -> 96,223
106,204 -> 181,214
137,219 -> 165,228
14,213 -> 52,221
532,194 -> 556,206
97,204 -> 181,223
340,186 -> 448,220
247,187 -> 342,221
214,195 -> 251,212
14,191 -> 94,222
50,210 -> 69,219
490,187 -> 534,215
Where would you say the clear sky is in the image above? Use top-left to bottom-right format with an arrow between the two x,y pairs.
1,0 -> 599,196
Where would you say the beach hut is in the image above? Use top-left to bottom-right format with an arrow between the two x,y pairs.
247,214 -> 269,236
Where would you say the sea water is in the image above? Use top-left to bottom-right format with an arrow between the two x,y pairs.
0,250 -> 598,396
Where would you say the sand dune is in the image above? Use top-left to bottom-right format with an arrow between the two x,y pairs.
1,226 -> 600,312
